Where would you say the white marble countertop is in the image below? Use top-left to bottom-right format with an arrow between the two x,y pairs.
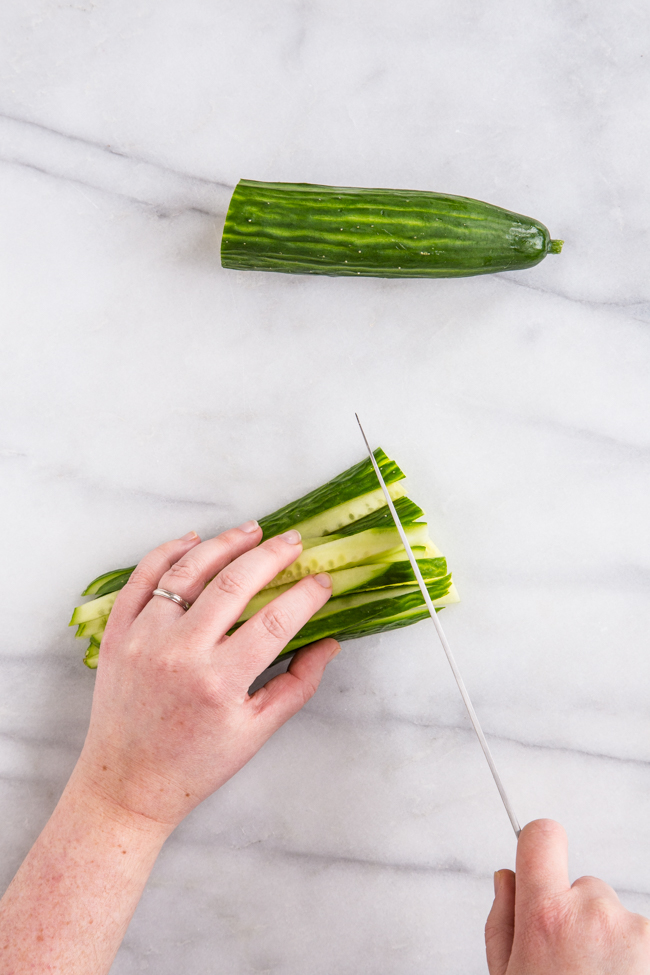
2,2 -> 649,972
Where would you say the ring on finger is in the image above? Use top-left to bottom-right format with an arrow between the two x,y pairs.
152,588 -> 192,612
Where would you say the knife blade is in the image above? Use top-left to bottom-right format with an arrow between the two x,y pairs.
355,414 -> 521,838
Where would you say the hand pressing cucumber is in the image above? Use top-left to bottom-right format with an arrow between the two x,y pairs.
70,449 -> 458,668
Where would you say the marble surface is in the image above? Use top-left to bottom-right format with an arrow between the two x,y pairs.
1,2 -> 650,971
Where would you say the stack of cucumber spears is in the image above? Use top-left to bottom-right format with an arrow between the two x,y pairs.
72,179 -> 561,668
70,449 -> 458,668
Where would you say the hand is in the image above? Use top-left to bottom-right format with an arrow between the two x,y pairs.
485,819 -> 650,974
73,522 -> 340,828
0,523 -> 339,974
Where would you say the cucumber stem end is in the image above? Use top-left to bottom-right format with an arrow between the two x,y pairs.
549,239 -> 564,254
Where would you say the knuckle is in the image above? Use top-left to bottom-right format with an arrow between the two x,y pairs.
296,673 -> 319,706
584,896 -> 622,936
634,913 -> 650,943
164,560 -> 196,588
126,558 -> 158,591
194,674 -> 229,710
129,540 -> 188,588
213,566 -> 250,598
573,878 -> 623,936
211,669 -> 244,703
485,916 -> 513,949
257,606 -> 292,641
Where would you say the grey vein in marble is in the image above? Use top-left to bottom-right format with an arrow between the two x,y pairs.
0,112 -> 233,216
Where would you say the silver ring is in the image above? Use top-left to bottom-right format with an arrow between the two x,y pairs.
152,588 -> 191,612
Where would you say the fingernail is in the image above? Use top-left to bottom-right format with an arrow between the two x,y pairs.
314,572 -> 332,588
280,529 -> 301,545
238,520 -> 259,534
181,531 -> 200,541
493,870 -> 501,895
330,641 -> 341,658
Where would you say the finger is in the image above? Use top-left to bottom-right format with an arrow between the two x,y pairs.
515,819 -> 570,913
571,875 -> 621,903
180,529 -> 306,634
108,532 -> 202,629
142,520 -> 262,622
249,638 -> 341,731
217,573 -> 334,686
485,869 -> 516,975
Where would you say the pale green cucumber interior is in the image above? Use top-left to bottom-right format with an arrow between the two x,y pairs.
75,617 -> 108,639
263,524 -> 429,588
364,545 -> 426,563
70,590 -> 118,626
280,582 -> 460,655
332,495 -> 424,538
257,448 -> 405,539
307,580 -> 452,623
291,482 -> 408,538
236,558 -> 448,622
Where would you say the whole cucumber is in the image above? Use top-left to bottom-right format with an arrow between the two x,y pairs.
221,179 -> 563,278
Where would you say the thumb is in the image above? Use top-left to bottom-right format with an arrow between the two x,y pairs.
514,819 -> 570,914
485,869 -> 516,975
248,639 -> 340,731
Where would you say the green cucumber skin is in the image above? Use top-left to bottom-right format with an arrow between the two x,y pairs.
264,523 -> 429,587
82,566 -> 136,597
258,447 -> 404,540
234,558 -> 448,622
282,579 -> 454,653
333,495 -> 423,537
221,180 -> 561,279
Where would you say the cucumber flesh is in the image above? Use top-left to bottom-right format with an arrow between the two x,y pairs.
263,524 -> 429,588
84,643 -> 100,669
355,540 -> 439,565
342,558 -> 447,591
75,617 -> 108,639
258,448 -> 404,539
307,579 -> 452,622
321,583 -> 461,648
290,481 -> 407,538
281,581 -> 459,654
324,558 -> 447,596
70,591 -> 118,625
331,495 -> 423,537
422,539 -> 443,558
377,545 -> 427,563
236,557 -> 448,622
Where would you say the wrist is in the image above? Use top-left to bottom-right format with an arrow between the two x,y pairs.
64,759 -> 175,847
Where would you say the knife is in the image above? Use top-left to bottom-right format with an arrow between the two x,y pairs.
355,414 -> 521,838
